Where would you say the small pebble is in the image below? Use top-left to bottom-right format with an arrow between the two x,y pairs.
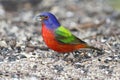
0,71 -> 3,75
0,40 -> 7,48
7,55 -> 18,62
99,65 -> 109,70
25,47 -> 35,53
104,56 -> 114,63
53,65 -> 64,73
18,54 -> 27,59
74,63 -> 85,69
15,46 -> 22,53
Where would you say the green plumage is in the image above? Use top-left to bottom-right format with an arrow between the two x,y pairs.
54,26 -> 86,44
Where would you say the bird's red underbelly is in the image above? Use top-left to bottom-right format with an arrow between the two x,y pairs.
41,24 -> 85,53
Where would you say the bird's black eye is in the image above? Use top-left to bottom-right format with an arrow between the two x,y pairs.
44,16 -> 48,19
39,15 -> 48,20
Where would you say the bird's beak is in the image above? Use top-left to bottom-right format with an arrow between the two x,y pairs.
35,15 -> 47,22
35,15 -> 42,22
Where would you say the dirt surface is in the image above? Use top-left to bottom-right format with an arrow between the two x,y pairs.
0,0 -> 120,80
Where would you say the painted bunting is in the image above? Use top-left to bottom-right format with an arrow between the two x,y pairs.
36,12 -> 101,53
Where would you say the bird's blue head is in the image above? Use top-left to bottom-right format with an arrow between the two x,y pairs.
37,12 -> 60,30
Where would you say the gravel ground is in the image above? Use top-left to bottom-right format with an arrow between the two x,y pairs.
0,0 -> 120,80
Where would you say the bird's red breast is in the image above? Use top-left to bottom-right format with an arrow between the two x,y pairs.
41,23 -> 87,53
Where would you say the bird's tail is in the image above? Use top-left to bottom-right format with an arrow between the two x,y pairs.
86,45 -> 102,51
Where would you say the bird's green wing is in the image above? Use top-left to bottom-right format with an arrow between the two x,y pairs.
54,26 -> 86,44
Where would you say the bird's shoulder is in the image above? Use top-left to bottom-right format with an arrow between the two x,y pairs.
54,26 -> 86,44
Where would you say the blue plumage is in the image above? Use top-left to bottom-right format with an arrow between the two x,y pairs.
40,12 -> 60,30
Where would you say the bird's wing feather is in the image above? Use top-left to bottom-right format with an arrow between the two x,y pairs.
54,26 -> 86,44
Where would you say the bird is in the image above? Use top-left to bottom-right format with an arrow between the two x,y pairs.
36,12 -> 102,53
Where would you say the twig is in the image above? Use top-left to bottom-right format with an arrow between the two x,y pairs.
106,42 -> 115,52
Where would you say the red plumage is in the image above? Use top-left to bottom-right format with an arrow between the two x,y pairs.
41,23 -> 87,53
